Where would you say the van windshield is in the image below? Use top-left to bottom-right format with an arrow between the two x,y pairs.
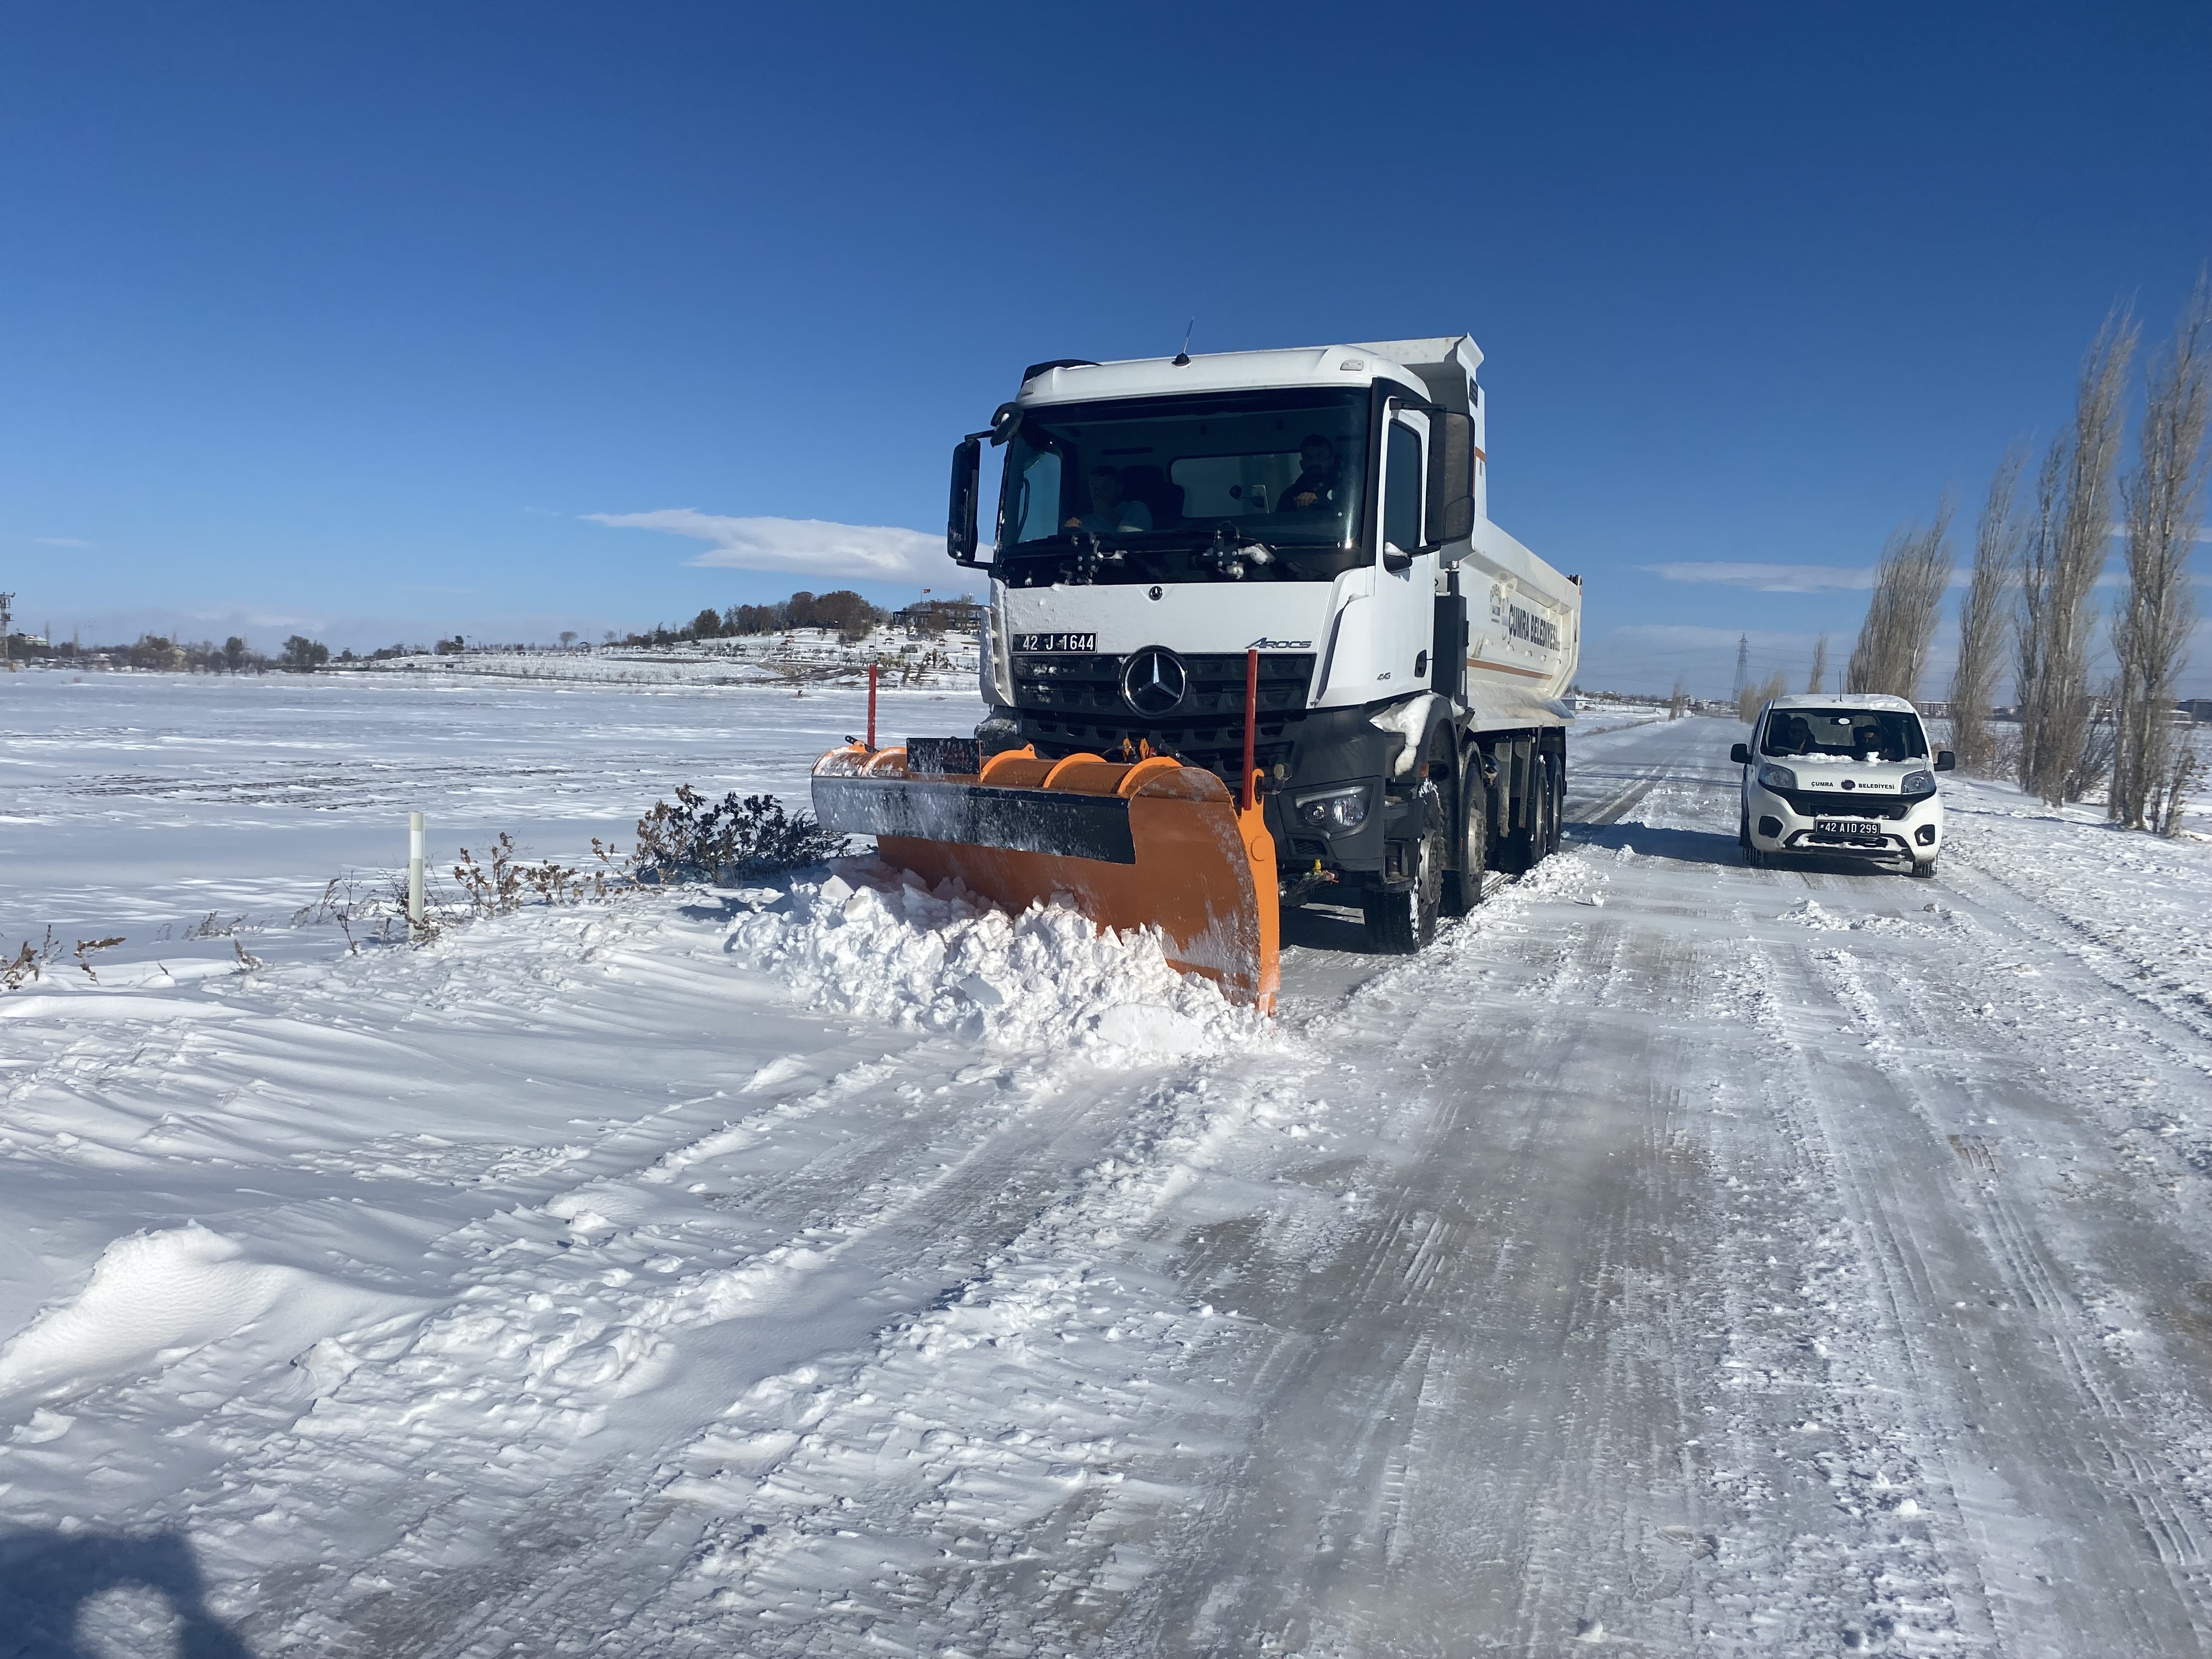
1761,707 -> 1929,762
994,388 -> 1370,586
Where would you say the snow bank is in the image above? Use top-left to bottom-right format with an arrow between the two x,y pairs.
0,1223 -> 426,1409
724,866 -> 1270,1058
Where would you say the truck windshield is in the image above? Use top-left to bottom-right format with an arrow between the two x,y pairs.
1761,708 -> 1929,762
995,388 -> 1370,585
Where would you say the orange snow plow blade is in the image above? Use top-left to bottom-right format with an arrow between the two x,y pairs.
811,743 -> 1279,1012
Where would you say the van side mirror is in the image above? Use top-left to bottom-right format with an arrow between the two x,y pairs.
1424,411 -> 1476,549
1729,743 -> 1750,765
947,435 -> 982,565
1934,749 -> 1956,772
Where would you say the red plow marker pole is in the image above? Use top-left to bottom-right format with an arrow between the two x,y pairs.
866,662 -> 878,751
1242,647 -> 1259,810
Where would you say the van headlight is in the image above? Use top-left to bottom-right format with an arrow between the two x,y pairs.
1757,763 -> 1798,792
1294,783 -> 1370,833
1900,770 -> 1936,795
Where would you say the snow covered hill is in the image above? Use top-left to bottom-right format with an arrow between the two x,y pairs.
4,675 -> 2212,1656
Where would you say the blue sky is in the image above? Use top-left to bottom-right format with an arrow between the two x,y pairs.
3,1 -> 2208,693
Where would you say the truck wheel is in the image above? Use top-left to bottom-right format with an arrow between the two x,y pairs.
1443,758 -> 1487,917
1364,784 -> 1444,953
1547,750 -> 1566,856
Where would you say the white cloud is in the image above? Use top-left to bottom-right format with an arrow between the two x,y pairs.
1641,561 -> 1874,592
584,509 -> 941,583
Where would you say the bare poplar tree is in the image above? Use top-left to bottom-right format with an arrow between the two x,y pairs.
1847,498 -> 1955,700
2018,308 -> 2138,804
1806,633 -> 1829,695
1949,449 -> 2025,774
2111,274 -> 2209,830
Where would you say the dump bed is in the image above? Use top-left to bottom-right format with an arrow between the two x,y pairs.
1459,515 -> 1579,731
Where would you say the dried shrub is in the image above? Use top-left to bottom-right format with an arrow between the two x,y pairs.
293,876 -> 391,953
453,832 -> 603,916
72,936 -> 124,982
631,787 -> 847,885
3,928 -> 62,991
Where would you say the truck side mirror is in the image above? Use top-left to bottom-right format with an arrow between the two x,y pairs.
947,435 -> 982,564
1424,411 -> 1476,548
1934,749 -> 1956,772
1730,742 -> 1750,764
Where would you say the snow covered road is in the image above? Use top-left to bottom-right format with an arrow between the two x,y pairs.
5,680 -> 2212,1656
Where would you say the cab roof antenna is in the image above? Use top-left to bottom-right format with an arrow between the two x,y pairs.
1172,319 -> 1193,367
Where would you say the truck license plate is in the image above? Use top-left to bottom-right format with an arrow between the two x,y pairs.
1014,633 -> 1096,653
1816,818 -> 1880,837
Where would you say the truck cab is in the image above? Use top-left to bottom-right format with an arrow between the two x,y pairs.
946,336 -> 1582,951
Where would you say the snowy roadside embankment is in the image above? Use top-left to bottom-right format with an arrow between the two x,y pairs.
1939,775 -> 2212,1046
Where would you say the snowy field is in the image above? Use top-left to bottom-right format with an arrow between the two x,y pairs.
5,674 -> 2212,1656
352,628 -> 980,691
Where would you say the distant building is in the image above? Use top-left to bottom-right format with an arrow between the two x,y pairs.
2179,698 -> 2212,723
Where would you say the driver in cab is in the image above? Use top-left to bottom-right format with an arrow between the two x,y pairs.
1279,435 -> 1341,513
1066,465 -> 1153,535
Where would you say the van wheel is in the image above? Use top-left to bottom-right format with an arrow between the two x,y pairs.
1365,785 -> 1444,953
1909,857 -> 1938,879
1443,756 -> 1487,916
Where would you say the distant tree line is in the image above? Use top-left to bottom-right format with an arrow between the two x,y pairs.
622,590 -> 889,648
1828,274 -> 2208,834
5,632 -> 281,672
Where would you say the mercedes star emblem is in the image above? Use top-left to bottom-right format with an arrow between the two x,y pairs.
1121,647 -> 1188,715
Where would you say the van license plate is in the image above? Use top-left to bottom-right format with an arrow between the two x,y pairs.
1816,819 -> 1880,837
1015,633 -> 1096,653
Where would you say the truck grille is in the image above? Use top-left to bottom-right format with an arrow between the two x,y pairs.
1008,651 -> 1316,785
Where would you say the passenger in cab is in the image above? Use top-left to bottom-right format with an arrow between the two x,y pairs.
1279,435 -> 1342,513
1065,466 -> 1153,535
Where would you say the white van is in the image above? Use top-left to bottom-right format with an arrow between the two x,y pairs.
1730,693 -> 1954,878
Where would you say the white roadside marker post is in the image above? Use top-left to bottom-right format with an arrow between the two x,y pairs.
408,812 -> 426,939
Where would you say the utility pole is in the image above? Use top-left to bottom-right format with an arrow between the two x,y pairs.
0,592 -> 14,673
1731,633 -> 1750,703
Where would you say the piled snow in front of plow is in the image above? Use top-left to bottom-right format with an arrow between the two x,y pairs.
726,862 -> 1269,1057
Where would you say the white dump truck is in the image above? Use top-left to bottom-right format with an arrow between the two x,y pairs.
814,336 -> 1582,1007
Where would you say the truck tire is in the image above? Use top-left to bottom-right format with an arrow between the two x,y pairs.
1547,748 -> 1566,856
1548,752 -> 1566,858
1364,783 -> 1444,953
1443,755 -> 1487,917
1538,755 -> 1560,860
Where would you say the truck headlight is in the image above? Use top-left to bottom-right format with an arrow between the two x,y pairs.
1900,770 -> 1936,795
1757,763 -> 1798,792
1294,784 -> 1369,833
